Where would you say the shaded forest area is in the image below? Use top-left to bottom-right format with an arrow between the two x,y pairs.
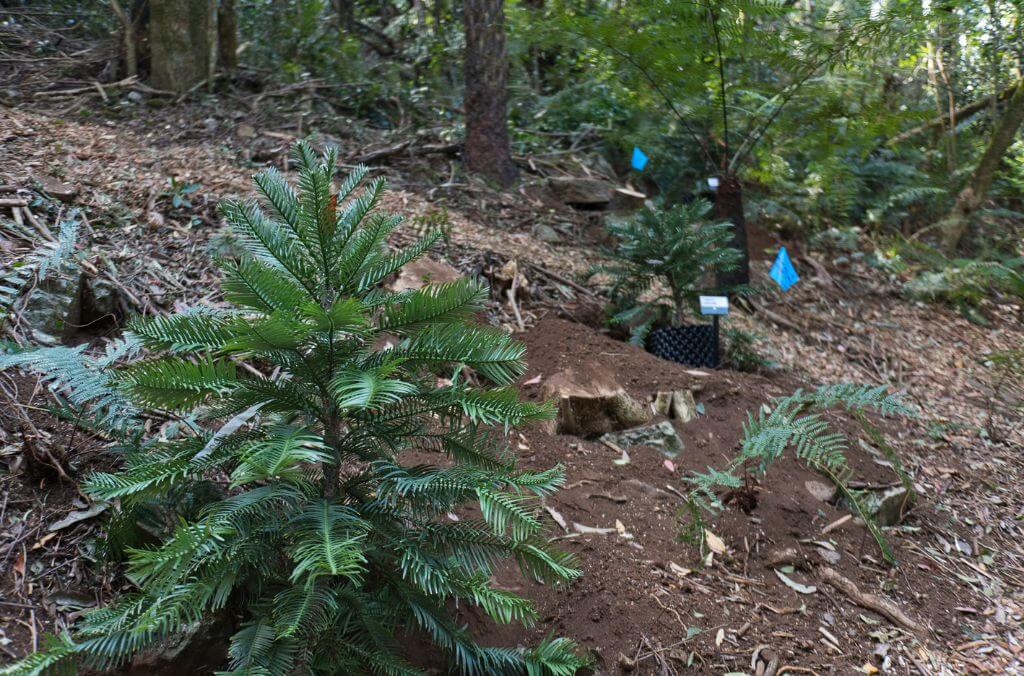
0,0 -> 1022,674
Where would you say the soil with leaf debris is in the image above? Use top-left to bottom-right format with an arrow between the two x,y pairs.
2,77 -> 1023,674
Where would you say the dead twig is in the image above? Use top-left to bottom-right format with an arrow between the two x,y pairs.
817,566 -> 923,634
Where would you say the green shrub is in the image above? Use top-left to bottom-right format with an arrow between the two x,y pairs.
2,142 -> 587,676
587,200 -> 743,344
721,328 -> 775,373
681,384 -> 913,566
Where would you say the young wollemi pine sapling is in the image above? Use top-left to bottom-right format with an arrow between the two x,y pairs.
5,141 -> 589,676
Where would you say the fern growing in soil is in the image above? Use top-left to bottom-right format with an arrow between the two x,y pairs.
585,200 -> 743,344
682,384 -> 912,566
2,141 -> 587,676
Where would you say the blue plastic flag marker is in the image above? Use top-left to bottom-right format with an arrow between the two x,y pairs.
769,246 -> 799,291
631,146 -> 649,171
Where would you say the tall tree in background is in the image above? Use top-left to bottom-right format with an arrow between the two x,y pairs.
218,0 -> 239,72
939,78 -> 1024,252
149,0 -> 214,93
463,0 -> 518,187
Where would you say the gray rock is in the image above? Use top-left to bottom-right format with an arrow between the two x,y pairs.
20,273 -> 83,343
805,480 -> 837,503
546,176 -> 613,207
863,486 -> 915,527
533,224 -> 563,243
601,421 -> 684,458
670,389 -> 697,423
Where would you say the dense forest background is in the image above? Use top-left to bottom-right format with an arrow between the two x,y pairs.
5,0 -> 1024,266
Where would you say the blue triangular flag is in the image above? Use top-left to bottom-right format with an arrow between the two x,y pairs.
631,146 -> 649,171
769,246 -> 799,291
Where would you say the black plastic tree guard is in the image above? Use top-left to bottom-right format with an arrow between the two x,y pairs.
646,321 -> 720,368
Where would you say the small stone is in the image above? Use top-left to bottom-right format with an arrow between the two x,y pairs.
37,176 -> 78,203
533,224 -> 562,243
805,480 -> 837,503
653,391 -> 673,416
867,486 -> 916,527
670,389 -> 697,422
387,257 -> 460,292
601,421 -> 684,458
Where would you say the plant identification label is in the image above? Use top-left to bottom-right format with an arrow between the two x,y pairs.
699,295 -> 729,315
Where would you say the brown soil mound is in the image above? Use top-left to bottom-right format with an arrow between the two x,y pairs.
456,318 -> 966,674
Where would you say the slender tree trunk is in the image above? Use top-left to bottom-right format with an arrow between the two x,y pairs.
939,78 -> 1024,253
713,173 -> 751,288
333,0 -> 354,30
463,0 -> 518,187
149,0 -> 214,93
108,0 -> 137,78
218,0 -> 238,71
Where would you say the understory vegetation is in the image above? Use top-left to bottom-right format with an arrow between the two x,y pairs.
1,143 -> 587,675
1,0 -> 1022,673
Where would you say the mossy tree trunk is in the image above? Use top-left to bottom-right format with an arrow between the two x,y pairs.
149,0 -> 214,93
463,0 -> 518,187
939,78 -> 1024,253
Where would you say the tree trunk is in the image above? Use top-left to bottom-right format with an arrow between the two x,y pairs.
463,0 -> 518,187
939,78 -> 1024,253
713,173 -> 751,288
218,0 -> 238,72
149,0 -> 213,93
333,0 -> 354,30
108,0 -> 137,78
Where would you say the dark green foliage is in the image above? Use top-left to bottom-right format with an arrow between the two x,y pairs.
587,201 -> 743,344
2,142 -> 588,676
681,384 -> 913,566
721,328 -> 775,372
885,240 -> 1024,322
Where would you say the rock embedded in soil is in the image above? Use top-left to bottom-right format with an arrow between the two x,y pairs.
387,256 -> 460,292
20,272 -> 84,345
600,421 -> 684,458
546,176 -> 614,207
805,479 -> 838,503
540,367 -> 651,437
652,389 -> 698,422
862,485 -> 916,527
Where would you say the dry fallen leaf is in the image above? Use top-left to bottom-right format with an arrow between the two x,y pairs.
704,529 -> 727,554
775,569 -> 817,595
668,562 -> 691,578
32,532 -> 57,550
544,505 -> 568,532
573,522 -> 616,535
715,628 -> 725,647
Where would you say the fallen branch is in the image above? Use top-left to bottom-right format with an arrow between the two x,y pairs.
526,263 -> 596,297
352,140 -> 460,164
34,76 -> 138,98
817,567 -> 923,635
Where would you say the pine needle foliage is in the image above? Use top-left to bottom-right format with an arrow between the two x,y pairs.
682,384 -> 913,566
3,142 -> 588,676
586,201 -> 743,344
